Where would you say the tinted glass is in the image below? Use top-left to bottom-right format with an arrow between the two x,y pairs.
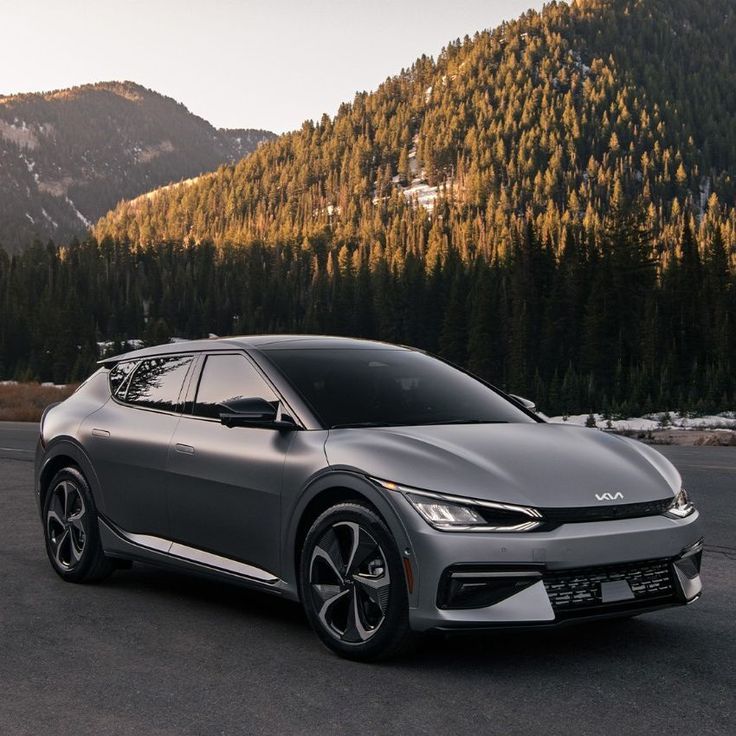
109,360 -> 137,396
124,356 -> 193,411
264,348 -> 535,428
193,354 -> 277,419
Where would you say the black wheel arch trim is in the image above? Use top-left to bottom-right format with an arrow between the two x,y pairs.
284,468 -> 417,604
36,437 -> 105,519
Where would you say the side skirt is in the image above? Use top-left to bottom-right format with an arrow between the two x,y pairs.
98,517 -> 289,595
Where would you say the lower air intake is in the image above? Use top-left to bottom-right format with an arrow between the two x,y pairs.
544,558 -> 675,615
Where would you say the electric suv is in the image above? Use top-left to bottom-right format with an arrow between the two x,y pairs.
35,335 -> 703,660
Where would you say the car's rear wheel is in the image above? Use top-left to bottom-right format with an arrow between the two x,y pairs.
43,467 -> 115,582
299,502 -> 412,661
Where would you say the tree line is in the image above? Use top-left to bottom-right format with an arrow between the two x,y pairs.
2,0 -> 734,416
1,187 -> 733,417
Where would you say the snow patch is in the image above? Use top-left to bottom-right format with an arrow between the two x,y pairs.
20,153 -> 35,173
65,196 -> 91,227
41,208 -> 58,229
549,411 -> 736,432
372,134 -> 452,212
0,119 -> 39,149
402,179 -> 442,211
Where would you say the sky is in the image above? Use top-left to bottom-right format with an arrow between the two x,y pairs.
1,0 -> 546,134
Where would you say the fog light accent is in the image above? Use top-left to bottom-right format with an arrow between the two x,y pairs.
437,567 -> 542,610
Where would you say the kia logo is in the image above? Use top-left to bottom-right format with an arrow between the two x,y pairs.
595,492 -> 624,501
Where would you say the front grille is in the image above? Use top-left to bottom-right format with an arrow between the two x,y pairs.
539,498 -> 673,526
544,559 -> 675,616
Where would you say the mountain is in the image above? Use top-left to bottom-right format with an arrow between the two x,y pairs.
0,81 -> 275,249
95,0 -> 736,252
2,0 -> 735,415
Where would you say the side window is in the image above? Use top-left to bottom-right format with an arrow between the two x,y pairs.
109,360 -> 137,397
193,354 -> 277,419
124,355 -> 193,412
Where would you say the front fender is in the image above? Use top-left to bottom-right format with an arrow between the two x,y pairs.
281,469 -> 418,605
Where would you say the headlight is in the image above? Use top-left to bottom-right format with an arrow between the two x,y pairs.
371,478 -> 543,532
666,488 -> 695,519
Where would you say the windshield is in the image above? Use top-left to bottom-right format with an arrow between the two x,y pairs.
262,348 -> 536,429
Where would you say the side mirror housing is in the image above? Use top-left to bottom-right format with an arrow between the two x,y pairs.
218,398 -> 297,430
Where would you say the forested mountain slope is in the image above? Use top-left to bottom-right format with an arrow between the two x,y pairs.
0,81 -> 275,249
96,0 -> 736,253
2,0 -> 735,415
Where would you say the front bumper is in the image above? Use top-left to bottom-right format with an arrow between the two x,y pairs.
390,493 -> 703,632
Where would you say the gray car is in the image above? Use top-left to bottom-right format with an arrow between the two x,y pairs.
35,335 -> 703,660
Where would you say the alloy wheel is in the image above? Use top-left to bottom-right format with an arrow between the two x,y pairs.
46,480 -> 87,569
309,521 -> 391,643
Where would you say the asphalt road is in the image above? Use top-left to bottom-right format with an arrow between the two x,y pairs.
0,421 -> 37,461
0,423 -> 734,735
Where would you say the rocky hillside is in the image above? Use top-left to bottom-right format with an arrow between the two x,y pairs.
0,81 -> 275,249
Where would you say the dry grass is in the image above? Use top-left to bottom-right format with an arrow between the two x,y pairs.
0,382 -> 77,422
614,427 -> 736,446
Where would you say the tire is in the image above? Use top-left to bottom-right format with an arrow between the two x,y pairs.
298,502 -> 412,661
42,466 -> 115,583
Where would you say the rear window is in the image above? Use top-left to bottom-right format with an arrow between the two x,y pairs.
120,355 -> 193,412
109,361 -> 137,397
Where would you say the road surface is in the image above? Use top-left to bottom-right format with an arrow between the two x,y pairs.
0,423 -> 734,735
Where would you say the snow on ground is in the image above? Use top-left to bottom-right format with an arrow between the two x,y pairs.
372,133 -> 452,212
41,208 -> 58,229
549,412 -> 736,432
65,196 -> 91,227
402,179 -> 442,211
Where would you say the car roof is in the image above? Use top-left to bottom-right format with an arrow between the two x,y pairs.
98,334 -> 411,364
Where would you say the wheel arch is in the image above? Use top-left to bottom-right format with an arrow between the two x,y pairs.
37,439 -> 103,518
284,470 -> 414,599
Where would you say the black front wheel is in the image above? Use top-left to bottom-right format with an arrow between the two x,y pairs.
299,502 -> 412,661
43,467 -> 115,583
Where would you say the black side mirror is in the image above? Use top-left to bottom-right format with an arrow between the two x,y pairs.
219,397 -> 297,430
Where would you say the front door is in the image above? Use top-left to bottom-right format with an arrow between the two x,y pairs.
167,352 -> 292,578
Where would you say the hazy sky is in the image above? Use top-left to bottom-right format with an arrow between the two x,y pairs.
1,0 -> 545,134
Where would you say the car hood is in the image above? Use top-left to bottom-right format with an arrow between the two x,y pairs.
325,423 -> 680,508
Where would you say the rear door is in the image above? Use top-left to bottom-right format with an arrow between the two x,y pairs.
82,354 -> 194,537
167,352 -> 293,577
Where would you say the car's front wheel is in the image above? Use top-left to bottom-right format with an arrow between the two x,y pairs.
299,502 -> 412,661
43,466 -> 115,583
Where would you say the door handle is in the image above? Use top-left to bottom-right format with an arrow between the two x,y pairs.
175,443 -> 195,455
92,428 -> 110,438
